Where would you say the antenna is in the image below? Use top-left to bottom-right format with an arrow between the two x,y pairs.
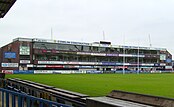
148,34 -> 152,47
103,30 -> 105,40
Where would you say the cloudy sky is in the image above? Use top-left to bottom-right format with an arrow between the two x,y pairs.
1,0 -> 174,57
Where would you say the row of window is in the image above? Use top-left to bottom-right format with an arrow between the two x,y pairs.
33,43 -> 159,54
35,54 -> 159,63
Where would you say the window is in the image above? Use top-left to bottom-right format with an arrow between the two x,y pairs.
83,46 -> 90,52
98,47 -> 106,52
20,55 -> 30,60
92,47 -> 98,52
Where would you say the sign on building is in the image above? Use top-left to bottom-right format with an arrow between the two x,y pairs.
20,60 -> 30,64
4,52 -> 16,58
1,63 -> 18,67
2,70 -> 13,74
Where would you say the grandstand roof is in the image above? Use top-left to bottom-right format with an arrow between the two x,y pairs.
0,0 -> 16,18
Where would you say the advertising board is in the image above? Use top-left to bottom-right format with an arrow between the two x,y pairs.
119,54 -> 145,57
166,59 -> 172,63
38,61 -> 64,64
33,38 -> 90,46
124,63 -> 130,65
13,70 -> 34,74
165,66 -> 173,69
27,64 -> 33,67
154,63 -> 160,67
141,63 -> 154,66
34,70 -> 53,74
102,62 -> 116,65
91,53 -> 106,56
77,52 -> 106,56
77,52 -> 91,55
34,70 -> 86,74
115,63 -> 122,65
37,65 -> 46,67
86,70 -> 103,74
63,65 -> 79,68
46,65 -> 63,68
79,66 -> 93,68
38,61 -> 100,65
2,70 -> 13,74
20,60 -> 30,64
1,63 -> 18,67
74,71 -> 85,73
79,62 -> 93,65
66,62 -> 79,64
106,54 -> 118,56
53,71 -> 73,74
160,63 -> 166,66
4,52 -> 16,58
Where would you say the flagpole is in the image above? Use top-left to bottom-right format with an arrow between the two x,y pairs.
137,38 -> 140,74
123,35 -> 125,74
51,28 -> 53,40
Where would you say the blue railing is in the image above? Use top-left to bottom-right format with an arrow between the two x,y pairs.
0,88 -> 72,107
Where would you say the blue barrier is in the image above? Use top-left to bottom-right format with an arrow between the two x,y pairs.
13,70 -> 34,74
0,88 -> 71,107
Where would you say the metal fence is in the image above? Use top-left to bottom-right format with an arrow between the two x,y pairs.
0,88 -> 71,107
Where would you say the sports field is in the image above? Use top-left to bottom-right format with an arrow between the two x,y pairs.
5,73 -> 174,98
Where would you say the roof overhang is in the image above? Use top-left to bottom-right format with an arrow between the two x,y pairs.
0,0 -> 16,18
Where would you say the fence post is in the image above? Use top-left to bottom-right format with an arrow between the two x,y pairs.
12,95 -> 15,107
6,91 -> 9,107
49,103 -> 52,107
2,91 -> 4,107
27,98 -> 30,107
31,99 -> 34,107
39,102 -> 43,107
21,96 -> 24,107
18,95 -> 22,107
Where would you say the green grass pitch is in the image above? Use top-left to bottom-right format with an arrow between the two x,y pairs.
5,73 -> 174,98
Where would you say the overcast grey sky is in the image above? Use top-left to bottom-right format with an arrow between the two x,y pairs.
1,0 -> 174,57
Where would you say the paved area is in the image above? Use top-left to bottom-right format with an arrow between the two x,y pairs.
87,97 -> 153,107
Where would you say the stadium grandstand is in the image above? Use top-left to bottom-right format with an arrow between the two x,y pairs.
0,37 -> 172,74
0,0 -> 16,18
